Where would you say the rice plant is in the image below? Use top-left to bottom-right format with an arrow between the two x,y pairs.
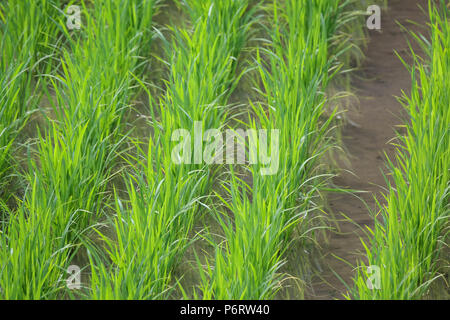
0,178 -> 73,299
0,62 -> 31,205
352,1 -> 449,299
0,0 -> 66,74
0,1 -> 65,298
32,0 -> 157,244
197,0 -> 354,299
0,0 -> 157,299
87,0 -> 256,299
0,0 -> 65,204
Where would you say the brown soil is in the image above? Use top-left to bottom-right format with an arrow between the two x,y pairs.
307,0 -> 431,299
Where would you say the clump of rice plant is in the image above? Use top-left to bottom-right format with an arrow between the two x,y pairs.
0,2 -> 65,299
0,178 -> 73,299
197,0 -> 354,299
0,0 -> 66,74
1,0 -> 157,299
87,0 -> 256,299
352,1 -> 449,300
0,62 -> 32,204
0,0 -> 65,203
32,0 -> 157,245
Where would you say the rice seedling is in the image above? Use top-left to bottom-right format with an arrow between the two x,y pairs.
352,1 -> 449,299
1,0 -> 157,299
0,0 -> 65,204
87,139 -> 207,299
0,0 -> 66,74
87,0 -> 256,299
0,62 -> 32,205
0,178 -> 73,299
162,0 -> 255,129
0,2 -> 64,298
33,0 -> 157,244
197,0 -> 356,299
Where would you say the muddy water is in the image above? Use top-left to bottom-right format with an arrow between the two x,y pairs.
307,0 -> 431,299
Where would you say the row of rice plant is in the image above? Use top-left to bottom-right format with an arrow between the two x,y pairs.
0,0 -> 157,299
0,0 -> 67,299
35,0 -> 156,242
87,0 -> 257,299
197,0 -> 357,299
0,0 -> 65,206
352,1 -> 449,299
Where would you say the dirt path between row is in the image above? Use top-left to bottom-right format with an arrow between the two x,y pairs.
308,0 -> 430,299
